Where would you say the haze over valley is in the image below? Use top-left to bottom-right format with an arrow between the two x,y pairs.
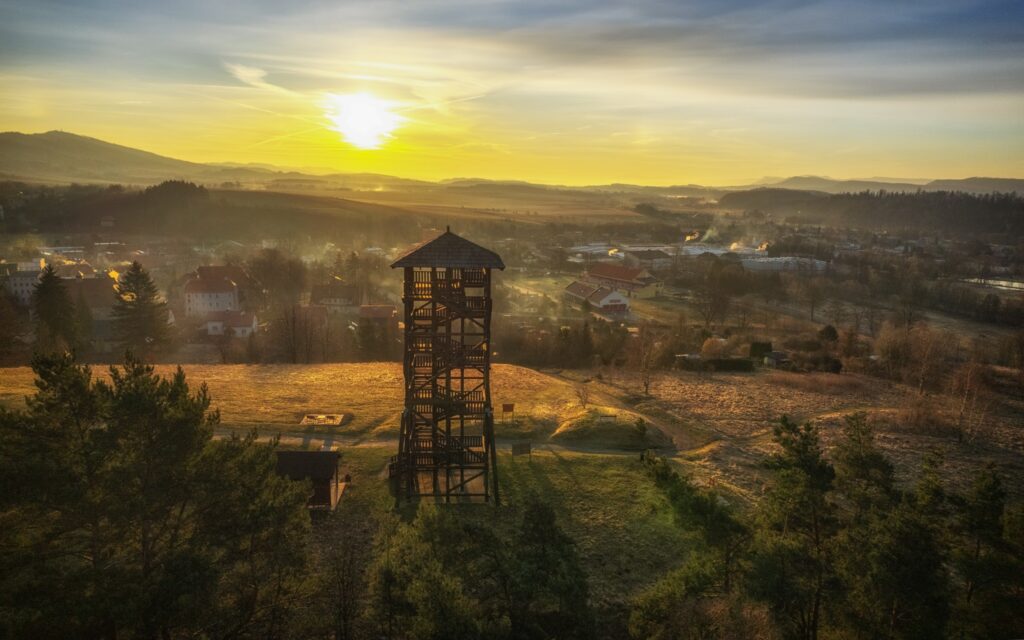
2,0 -> 1023,638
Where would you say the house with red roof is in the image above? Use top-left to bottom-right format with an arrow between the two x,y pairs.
564,280 -> 629,316
184,276 -> 240,317
583,262 -> 663,299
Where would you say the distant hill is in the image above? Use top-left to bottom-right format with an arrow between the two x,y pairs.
1,131 -> 1020,196
761,175 -> 1024,195
924,177 -> 1024,193
0,131 -> 210,183
766,176 -> 923,193
718,188 -> 830,212
0,131 -> 434,189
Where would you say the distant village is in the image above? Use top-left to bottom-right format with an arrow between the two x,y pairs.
3,216 -> 1021,372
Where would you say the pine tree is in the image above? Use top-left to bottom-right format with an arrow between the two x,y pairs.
111,261 -> 169,357
950,466 -> 1024,637
0,353 -> 311,637
32,264 -> 76,353
73,290 -> 94,354
832,412 -> 895,521
835,502 -> 949,640
747,416 -> 836,640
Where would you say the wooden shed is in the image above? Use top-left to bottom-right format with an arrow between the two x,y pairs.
275,451 -> 343,511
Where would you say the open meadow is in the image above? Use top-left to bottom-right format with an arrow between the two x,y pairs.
4,361 -> 1020,502
0,363 -> 579,438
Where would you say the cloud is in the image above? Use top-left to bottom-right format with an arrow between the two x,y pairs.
2,0 -> 1022,183
223,62 -> 296,95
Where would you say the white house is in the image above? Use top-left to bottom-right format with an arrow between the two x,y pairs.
184,277 -> 239,317
204,310 -> 258,337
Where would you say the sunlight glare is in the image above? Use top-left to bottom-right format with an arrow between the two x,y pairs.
324,92 -> 404,149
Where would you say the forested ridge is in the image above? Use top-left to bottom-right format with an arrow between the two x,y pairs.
720,189 -> 1024,235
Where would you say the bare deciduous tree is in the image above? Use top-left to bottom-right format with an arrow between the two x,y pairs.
575,384 -> 590,409
951,360 -> 993,443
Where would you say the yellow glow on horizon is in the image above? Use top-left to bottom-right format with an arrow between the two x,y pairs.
324,92 -> 404,149
2,71 -> 1021,185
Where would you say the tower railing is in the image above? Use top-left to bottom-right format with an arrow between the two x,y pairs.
391,263 -> 500,504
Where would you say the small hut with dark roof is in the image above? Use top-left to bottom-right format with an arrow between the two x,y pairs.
275,450 -> 343,512
388,228 -> 503,504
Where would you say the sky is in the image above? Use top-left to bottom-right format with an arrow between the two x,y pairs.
1,0 -> 1022,185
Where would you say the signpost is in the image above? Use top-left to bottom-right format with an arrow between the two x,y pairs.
511,442 -> 531,460
501,403 -> 516,425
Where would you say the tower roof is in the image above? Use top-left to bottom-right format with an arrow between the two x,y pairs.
390,229 -> 505,269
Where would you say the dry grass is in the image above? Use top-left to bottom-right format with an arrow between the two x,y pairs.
766,371 -> 867,394
0,363 -> 580,438
587,368 -> 1024,499
3,363 -> 1021,498
621,370 -> 900,443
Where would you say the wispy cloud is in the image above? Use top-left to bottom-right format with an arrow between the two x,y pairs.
223,62 -> 296,95
1,0 -> 1021,182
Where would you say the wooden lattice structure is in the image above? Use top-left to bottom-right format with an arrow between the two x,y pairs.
388,229 -> 504,503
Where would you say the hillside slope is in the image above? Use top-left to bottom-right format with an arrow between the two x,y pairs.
3,131 -> 1020,195
0,131 -> 211,183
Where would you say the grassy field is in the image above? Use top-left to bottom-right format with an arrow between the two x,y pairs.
333,445 -> 691,616
582,367 -> 1024,499
0,363 -> 581,439
5,359 -> 1022,620
4,362 -> 1020,500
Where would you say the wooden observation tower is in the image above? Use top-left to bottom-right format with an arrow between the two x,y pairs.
388,229 -> 504,503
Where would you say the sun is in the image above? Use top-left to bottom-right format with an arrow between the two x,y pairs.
324,92 -> 404,149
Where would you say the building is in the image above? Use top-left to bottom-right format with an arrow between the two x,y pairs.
184,276 -> 239,317
623,249 -> 673,270
275,451 -> 344,512
564,280 -> 629,316
310,281 -> 360,315
204,310 -> 258,338
53,260 -> 98,280
181,265 -> 252,318
740,257 -> 828,272
583,263 -> 663,298
195,265 -> 252,288
65,275 -> 120,351
5,269 -> 40,306
567,243 -> 617,263
358,304 -> 398,332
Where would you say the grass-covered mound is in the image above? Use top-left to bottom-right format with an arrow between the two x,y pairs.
551,405 -> 672,450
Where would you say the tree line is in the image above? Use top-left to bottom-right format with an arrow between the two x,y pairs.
630,414 -> 1024,639
720,189 -> 1024,236
0,355 -> 311,637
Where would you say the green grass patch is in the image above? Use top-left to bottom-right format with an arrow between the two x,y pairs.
331,445 -> 691,612
496,449 -> 691,609
551,406 -> 672,450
